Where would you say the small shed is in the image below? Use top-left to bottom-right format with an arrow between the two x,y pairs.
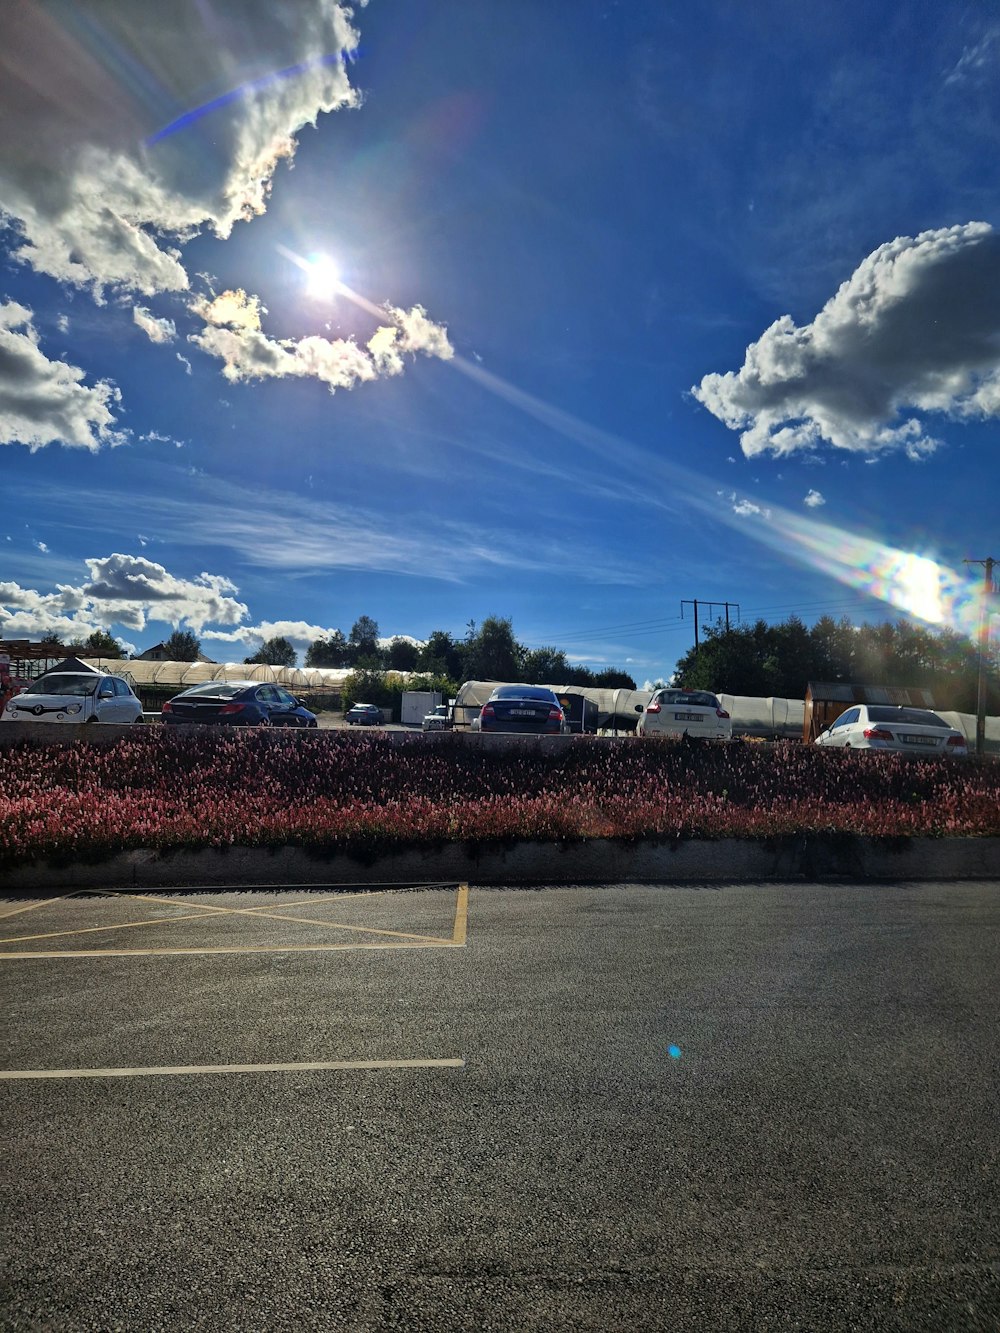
804,682 -> 937,743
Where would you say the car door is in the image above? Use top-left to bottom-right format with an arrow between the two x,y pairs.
95,677 -> 118,721
274,687 -> 299,725
828,706 -> 861,746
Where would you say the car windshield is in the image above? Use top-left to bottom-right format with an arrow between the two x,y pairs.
26,675 -> 98,697
867,707 -> 949,727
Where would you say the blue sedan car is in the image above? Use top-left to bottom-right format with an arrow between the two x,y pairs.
162,681 -> 318,727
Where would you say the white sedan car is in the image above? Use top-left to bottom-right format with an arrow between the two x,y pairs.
635,688 -> 732,740
815,704 -> 968,756
2,672 -> 143,724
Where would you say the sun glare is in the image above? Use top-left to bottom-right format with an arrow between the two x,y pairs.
305,256 -> 341,301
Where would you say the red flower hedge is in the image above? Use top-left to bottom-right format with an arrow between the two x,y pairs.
1,731 -> 998,863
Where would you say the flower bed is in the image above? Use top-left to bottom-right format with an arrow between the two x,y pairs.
2,730 -> 999,865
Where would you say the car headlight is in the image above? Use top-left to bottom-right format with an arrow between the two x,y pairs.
66,703 -> 82,714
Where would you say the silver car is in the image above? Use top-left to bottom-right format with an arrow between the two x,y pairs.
815,704 -> 968,756
635,688 -> 732,740
2,672 -> 142,724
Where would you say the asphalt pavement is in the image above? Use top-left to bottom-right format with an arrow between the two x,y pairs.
1,881 -> 998,1331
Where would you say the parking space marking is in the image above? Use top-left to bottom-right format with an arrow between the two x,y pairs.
0,883 -> 470,958
0,1057 -> 466,1080
0,893 -> 75,922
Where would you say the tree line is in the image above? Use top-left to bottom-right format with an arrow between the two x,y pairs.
54,618 -> 638,692
673,615 -> 1000,713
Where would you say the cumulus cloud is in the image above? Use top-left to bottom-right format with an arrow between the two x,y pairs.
133,306 -> 177,344
189,290 -> 452,391
0,2 -> 360,299
804,489 -> 826,508
693,222 -> 1000,459
0,301 -> 126,450
207,619 -> 349,653
0,555 -> 251,639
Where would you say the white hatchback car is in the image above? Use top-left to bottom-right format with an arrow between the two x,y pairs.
2,672 -> 143,724
815,704 -> 968,756
635,688 -> 732,740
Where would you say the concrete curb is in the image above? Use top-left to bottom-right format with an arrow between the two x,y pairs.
3,836 -> 999,891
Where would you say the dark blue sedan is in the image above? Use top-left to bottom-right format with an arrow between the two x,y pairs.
162,681 -> 318,727
473,684 -> 567,734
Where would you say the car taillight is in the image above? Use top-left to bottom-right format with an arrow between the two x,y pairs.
220,703 -> 246,715
716,709 -> 730,719
863,726 -> 893,740
161,701 -> 172,713
946,735 -> 966,748
481,704 -> 494,718
646,702 -> 661,713
548,708 -> 564,721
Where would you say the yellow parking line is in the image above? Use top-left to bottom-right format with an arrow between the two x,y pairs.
0,1057 -> 466,1080
452,883 -> 469,946
0,911 -> 232,947
0,894 -> 76,921
0,940 -> 464,958
115,892 -> 449,945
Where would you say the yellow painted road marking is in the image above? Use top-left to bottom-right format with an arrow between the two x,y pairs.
0,884 -> 470,957
453,883 -> 469,946
0,940 -> 464,958
0,893 -> 76,921
0,1057 -> 466,1080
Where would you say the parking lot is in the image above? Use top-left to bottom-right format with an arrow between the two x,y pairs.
2,881 -> 999,1330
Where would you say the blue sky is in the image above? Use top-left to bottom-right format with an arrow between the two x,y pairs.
2,0 -> 998,684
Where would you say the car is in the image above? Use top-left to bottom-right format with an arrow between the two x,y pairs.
472,684 -> 567,734
161,682 -> 317,727
422,704 -> 452,732
1,671 -> 143,725
635,688 -> 732,740
345,702 -> 382,726
814,704 -> 968,756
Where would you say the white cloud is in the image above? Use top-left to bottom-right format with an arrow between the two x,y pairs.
34,541 -> 49,553
189,290 -> 452,390
0,2 -> 361,300
133,306 -> 177,344
176,353 -> 192,375
0,555 -> 251,639
207,619 -> 349,652
693,222 -> 1000,459
804,489 -> 825,508
0,301 -> 127,450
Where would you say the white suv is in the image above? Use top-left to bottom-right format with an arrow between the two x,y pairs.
635,688 -> 732,740
2,672 -> 143,724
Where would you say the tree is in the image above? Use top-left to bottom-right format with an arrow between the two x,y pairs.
462,615 -> 522,682
348,616 -> 380,663
417,630 -> 464,681
385,636 -> 419,671
82,629 -> 125,659
522,646 -> 569,683
162,629 -> 201,662
244,636 -> 297,668
305,631 -> 348,668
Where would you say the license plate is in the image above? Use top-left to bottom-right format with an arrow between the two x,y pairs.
510,709 -> 535,717
674,712 -> 703,722
901,734 -> 931,745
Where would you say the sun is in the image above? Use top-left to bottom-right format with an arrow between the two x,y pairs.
304,255 -> 341,301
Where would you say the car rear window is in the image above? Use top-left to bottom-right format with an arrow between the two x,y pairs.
867,706 -> 948,727
492,685 -> 557,702
656,690 -> 720,708
181,683 -> 245,698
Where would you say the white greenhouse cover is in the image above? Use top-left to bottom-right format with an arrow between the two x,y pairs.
79,658 -> 353,690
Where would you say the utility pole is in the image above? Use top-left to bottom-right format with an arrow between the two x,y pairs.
681,600 -> 741,652
964,557 -> 996,757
